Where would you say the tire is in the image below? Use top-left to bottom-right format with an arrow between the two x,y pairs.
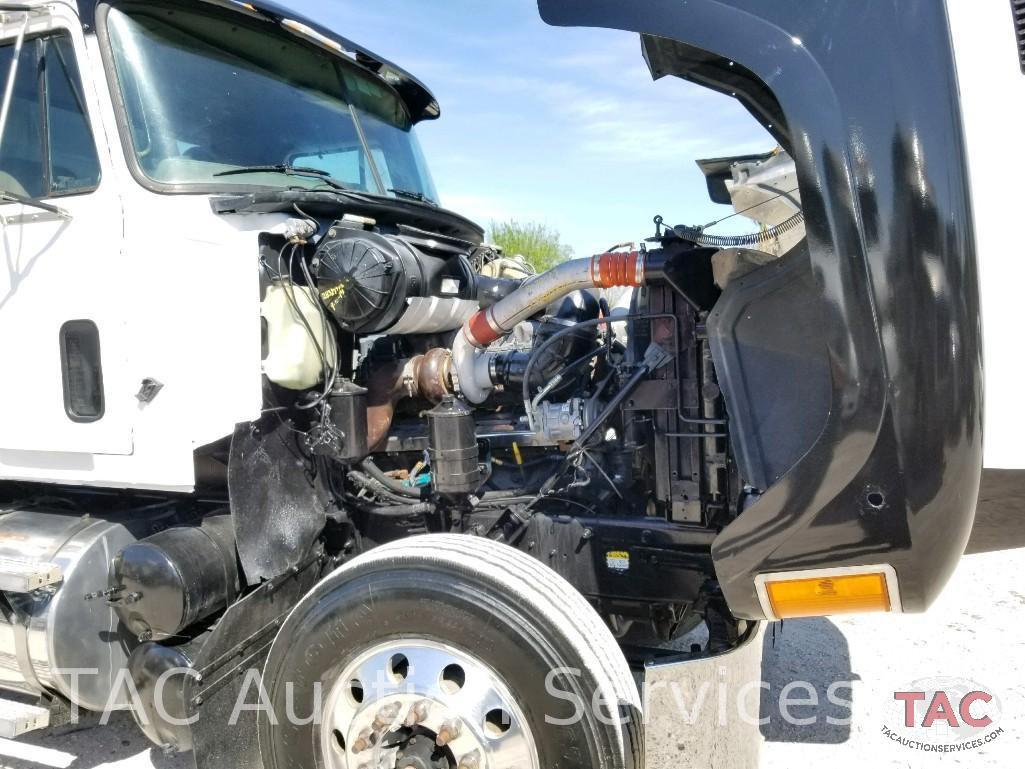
259,534 -> 643,769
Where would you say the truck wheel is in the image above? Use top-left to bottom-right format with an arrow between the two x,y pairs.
260,534 -> 642,769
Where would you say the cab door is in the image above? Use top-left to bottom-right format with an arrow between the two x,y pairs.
0,8 -> 130,458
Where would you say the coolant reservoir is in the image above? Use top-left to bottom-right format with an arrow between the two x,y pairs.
261,283 -> 336,390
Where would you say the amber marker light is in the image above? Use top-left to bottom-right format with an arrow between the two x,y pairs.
754,565 -> 900,620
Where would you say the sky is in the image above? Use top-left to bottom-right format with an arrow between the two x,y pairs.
286,0 -> 774,257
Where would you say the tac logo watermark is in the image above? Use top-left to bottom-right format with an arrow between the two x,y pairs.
882,676 -> 1004,752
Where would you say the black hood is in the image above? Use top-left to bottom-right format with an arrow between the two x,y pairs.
538,0 -> 982,620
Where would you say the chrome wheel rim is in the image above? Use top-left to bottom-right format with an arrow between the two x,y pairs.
320,638 -> 540,769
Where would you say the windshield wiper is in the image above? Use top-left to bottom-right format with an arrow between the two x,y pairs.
0,190 -> 71,219
388,187 -> 437,206
213,164 -> 350,191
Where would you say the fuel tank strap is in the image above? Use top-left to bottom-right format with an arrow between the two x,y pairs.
11,613 -> 41,694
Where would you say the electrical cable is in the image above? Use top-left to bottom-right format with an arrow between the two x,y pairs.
276,242 -> 334,411
700,187 -> 800,230
528,344 -> 606,416
676,211 -> 806,250
669,186 -> 804,249
347,471 -> 422,506
598,296 -> 615,359
348,499 -> 434,518
521,313 -> 676,414
579,448 -> 623,499
296,242 -> 339,410
361,458 -> 421,498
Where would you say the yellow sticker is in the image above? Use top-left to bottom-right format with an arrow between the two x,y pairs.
606,550 -> 630,572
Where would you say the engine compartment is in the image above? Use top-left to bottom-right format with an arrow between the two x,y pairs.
241,207 -> 758,646
0,164 -> 831,737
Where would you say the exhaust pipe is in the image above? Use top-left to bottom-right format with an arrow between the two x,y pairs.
454,251 -> 646,403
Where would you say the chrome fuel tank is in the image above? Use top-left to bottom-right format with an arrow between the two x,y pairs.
0,508 -> 136,710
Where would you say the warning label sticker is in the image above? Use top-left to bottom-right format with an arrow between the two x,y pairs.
606,550 -> 630,572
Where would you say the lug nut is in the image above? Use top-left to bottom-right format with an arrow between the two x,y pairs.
458,749 -> 482,769
351,728 -> 373,753
436,718 -> 462,746
404,699 -> 431,727
372,701 -> 402,731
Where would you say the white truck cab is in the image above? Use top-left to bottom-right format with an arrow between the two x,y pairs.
0,0 -> 274,490
1,0 -> 448,493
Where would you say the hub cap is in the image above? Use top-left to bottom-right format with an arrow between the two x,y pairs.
320,639 -> 540,769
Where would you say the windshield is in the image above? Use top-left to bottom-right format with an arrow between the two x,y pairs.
105,3 -> 438,202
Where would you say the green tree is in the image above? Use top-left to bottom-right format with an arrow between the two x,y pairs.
488,220 -> 573,273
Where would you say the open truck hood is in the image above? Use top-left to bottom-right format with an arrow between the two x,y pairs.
539,0 -> 982,619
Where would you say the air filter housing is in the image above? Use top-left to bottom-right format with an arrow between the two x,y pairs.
315,230 -> 423,334
315,227 -> 480,335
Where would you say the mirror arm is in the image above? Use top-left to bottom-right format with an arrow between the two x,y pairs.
0,10 -> 29,159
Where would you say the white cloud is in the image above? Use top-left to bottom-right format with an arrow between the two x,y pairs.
430,50 -> 773,165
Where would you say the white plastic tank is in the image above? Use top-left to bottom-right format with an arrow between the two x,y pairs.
261,283 -> 336,390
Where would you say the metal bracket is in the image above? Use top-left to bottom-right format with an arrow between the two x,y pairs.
135,377 -> 165,404
189,553 -> 323,706
642,342 -> 673,371
0,10 -> 29,159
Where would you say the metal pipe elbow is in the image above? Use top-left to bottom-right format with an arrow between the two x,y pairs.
454,251 -> 645,404
452,329 -> 492,404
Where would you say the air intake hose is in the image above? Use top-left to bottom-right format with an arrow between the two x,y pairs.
453,251 -> 646,403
